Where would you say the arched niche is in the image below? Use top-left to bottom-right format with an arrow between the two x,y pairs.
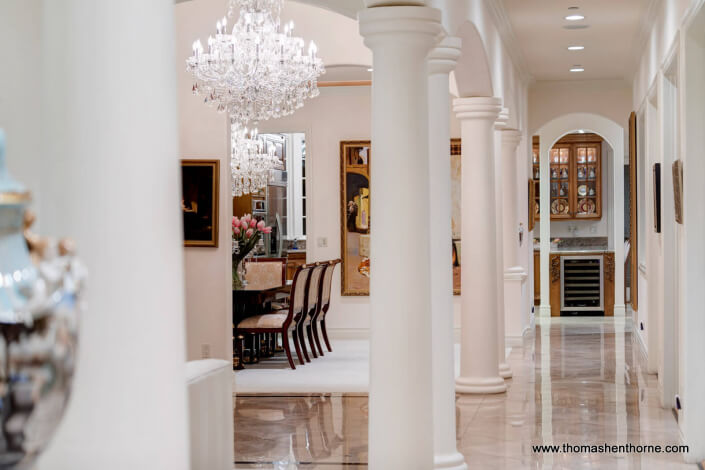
535,112 -> 626,318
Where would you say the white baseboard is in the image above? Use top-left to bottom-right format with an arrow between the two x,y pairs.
327,328 -> 370,340
506,336 -> 524,347
329,328 -> 525,349
635,326 -> 648,363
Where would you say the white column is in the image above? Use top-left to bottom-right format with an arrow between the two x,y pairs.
358,6 -> 442,469
428,37 -> 467,470
494,108 -> 511,379
454,96 -> 506,394
501,130 -> 528,340
538,136 -> 552,317
37,1 -> 190,469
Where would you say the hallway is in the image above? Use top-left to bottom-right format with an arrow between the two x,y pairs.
234,316 -> 694,469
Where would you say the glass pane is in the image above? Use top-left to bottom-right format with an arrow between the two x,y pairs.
559,148 -> 569,163
587,147 -> 597,162
577,147 -> 587,163
587,165 -> 597,180
551,149 -> 559,164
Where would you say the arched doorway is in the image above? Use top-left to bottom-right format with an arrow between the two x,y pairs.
535,113 -> 626,318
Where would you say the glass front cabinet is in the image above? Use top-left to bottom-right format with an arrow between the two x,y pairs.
532,133 -> 602,221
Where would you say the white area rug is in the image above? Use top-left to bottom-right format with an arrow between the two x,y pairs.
234,340 -> 511,394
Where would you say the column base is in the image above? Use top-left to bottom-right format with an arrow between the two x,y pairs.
434,452 -> 468,470
614,304 -> 626,317
499,362 -> 512,379
456,376 -> 507,394
538,304 -> 552,318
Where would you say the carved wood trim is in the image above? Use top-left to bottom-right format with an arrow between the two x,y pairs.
604,252 -> 615,282
551,255 -> 561,283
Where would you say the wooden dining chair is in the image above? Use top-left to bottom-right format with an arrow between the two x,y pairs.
298,262 -> 326,362
311,259 -> 340,355
235,264 -> 312,369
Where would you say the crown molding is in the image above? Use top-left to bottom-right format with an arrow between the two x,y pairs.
625,0 -> 662,82
488,0 -> 533,84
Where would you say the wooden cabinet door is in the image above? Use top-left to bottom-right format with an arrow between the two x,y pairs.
572,143 -> 601,219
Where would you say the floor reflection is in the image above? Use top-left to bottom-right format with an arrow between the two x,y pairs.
234,394 -> 368,469
234,316 -> 695,469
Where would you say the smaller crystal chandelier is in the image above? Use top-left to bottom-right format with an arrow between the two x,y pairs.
230,126 -> 282,197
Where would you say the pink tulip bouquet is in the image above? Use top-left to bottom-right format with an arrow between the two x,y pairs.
232,214 -> 272,289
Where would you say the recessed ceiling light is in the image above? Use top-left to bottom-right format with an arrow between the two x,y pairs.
568,45 -> 585,51
565,14 -> 585,21
367,68 -> 373,72
570,66 -> 585,72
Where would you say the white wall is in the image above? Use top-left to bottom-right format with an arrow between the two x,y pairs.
529,79 -> 633,155
631,0 -> 705,461
176,0 -> 233,361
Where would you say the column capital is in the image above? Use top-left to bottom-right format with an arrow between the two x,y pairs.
495,107 -> 509,130
501,129 -> 523,147
428,36 -> 462,76
453,96 -> 502,122
359,6 -> 442,50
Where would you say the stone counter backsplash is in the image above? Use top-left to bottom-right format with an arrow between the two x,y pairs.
533,237 -> 608,251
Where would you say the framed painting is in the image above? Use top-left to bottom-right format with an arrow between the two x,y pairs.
672,159 -> 683,224
181,159 -> 220,247
340,139 -> 462,296
450,138 -> 462,295
653,163 -> 661,233
340,141 -> 371,296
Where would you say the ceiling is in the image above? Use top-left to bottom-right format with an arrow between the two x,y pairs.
502,0 -> 651,81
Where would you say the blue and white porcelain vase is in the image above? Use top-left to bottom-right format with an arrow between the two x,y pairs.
0,129 -> 83,468
0,130 -> 37,324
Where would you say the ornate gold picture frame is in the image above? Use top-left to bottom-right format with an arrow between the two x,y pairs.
340,140 -> 462,296
340,141 -> 371,296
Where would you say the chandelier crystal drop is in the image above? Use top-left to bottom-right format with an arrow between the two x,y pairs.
230,124 -> 283,197
187,0 -> 325,126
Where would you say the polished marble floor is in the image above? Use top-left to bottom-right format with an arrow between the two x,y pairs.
234,316 -> 698,469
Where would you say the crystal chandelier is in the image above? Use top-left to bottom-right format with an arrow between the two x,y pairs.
230,126 -> 282,197
187,0 -> 325,126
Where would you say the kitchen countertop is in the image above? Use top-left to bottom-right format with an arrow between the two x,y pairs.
534,245 -> 612,254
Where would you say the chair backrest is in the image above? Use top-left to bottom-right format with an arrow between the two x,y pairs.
244,257 -> 286,290
289,265 -> 313,320
320,260 -> 340,310
303,263 -> 326,318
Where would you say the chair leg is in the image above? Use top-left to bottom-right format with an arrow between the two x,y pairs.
321,319 -> 332,352
281,329 -> 296,370
291,329 -> 305,365
298,321 -> 310,362
312,321 -> 324,357
306,324 -> 318,359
